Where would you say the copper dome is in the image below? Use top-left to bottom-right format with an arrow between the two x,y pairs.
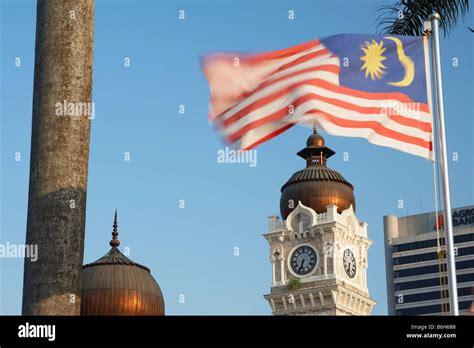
81,211 -> 165,316
280,130 -> 355,219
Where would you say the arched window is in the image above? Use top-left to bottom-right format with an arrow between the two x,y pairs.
290,212 -> 311,234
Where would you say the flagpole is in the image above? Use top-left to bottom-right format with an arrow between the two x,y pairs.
429,12 -> 459,315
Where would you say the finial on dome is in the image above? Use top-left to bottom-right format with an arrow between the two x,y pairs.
306,128 -> 325,148
110,209 -> 120,248
299,129 -> 335,167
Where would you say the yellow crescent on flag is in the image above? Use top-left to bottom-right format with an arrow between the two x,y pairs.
385,36 -> 415,87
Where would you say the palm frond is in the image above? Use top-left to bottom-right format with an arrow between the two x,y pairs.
374,0 -> 470,36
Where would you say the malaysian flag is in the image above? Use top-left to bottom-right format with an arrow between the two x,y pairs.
202,34 -> 434,160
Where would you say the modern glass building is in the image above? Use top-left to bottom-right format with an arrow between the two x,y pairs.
384,205 -> 474,315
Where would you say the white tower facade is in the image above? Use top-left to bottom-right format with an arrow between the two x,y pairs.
263,131 -> 375,315
264,202 -> 375,315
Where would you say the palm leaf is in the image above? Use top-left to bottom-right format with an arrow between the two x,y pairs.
374,0 -> 470,36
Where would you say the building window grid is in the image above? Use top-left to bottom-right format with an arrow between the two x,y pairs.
390,228 -> 474,315
395,272 -> 474,291
392,233 -> 474,254
396,300 -> 472,316
393,246 -> 474,266
395,286 -> 473,304
394,260 -> 474,279
393,251 -> 438,265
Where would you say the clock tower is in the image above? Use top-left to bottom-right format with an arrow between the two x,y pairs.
263,130 -> 375,315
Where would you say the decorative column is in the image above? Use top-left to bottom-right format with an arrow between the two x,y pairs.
271,254 -> 276,285
280,255 -> 285,283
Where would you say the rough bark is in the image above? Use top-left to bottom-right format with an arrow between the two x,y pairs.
22,0 -> 94,315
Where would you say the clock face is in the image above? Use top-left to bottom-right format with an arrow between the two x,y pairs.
343,249 -> 357,279
290,245 -> 317,276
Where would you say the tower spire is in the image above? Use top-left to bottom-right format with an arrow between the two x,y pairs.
298,130 -> 335,167
110,209 -> 120,248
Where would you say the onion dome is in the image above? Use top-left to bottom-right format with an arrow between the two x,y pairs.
280,129 -> 355,219
81,210 -> 165,315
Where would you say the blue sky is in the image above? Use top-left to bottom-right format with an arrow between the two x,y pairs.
1,0 -> 473,315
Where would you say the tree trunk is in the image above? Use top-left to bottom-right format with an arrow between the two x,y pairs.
22,0 -> 94,315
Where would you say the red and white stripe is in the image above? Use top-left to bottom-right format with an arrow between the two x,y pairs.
202,40 -> 433,160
